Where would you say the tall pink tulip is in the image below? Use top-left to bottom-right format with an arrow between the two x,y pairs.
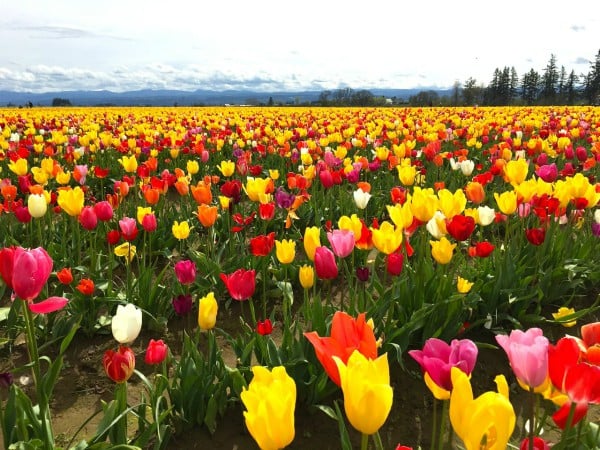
94,200 -> 114,221
314,246 -> 338,280
327,229 -> 355,258
495,328 -> 549,388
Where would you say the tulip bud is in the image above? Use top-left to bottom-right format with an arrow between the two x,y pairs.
103,346 -> 135,383
198,292 -> 218,331
27,193 -> 47,218
111,303 -> 142,344
144,339 -> 168,365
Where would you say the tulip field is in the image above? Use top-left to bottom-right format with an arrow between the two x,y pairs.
1,105 -> 600,449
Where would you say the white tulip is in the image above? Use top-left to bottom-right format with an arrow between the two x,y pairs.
111,303 -> 142,344
27,193 -> 47,218
426,211 -> 446,239
353,188 -> 371,210
477,206 -> 496,226
594,209 -> 600,224
459,160 -> 475,176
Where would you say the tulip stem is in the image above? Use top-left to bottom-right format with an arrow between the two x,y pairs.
438,398 -> 449,450
529,386 -> 535,450
430,398 -> 437,450
361,432 -> 369,450
372,431 -> 384,450
23,300 -> 54,450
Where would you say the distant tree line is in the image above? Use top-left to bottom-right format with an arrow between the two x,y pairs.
405,50 -> 600,107
316,88 -> 389,107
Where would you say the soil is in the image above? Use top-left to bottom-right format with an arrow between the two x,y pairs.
1,304 -> 598,450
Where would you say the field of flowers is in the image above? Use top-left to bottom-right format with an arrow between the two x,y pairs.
0,105 -> 600,450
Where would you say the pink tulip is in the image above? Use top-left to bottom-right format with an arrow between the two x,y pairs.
118,217 -> 138,241
314,246 -> 338,280
409,338 -> 478,392
535,163 -> 558,182
326,229 -> 355,258
174,259 -> 197,285
94,201 -> 114,221
79,206 -> 98,230
10,247 -> 53,301
495,328 -> 548,388
142,213 -> 157,232
29,296 -> 69,314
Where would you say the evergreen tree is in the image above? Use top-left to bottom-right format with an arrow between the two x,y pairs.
510,67 -> 519,104
521,69 -> 540,105
583,49 -> 600,104
566,70 -> 579,104
541,54 -> 559,104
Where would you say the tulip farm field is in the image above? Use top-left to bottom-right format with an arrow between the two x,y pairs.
0,105 -> 600,450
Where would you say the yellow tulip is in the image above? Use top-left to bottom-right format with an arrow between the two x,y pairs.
245,177 -> 272,202
552,306 -> 577,327
303,226 -> 321,261
31,167 -> 49,185
430,237 -> 456,265
55,170 -> 71,185
114,243 -> 137,263
450,367 -> 515,450
27,193 -> 47,218
371,221 -> 402,255
494,191 -> 518,215
397,164 -> 417,186
198,292 -> 218,330
386,202 -> 414,231
410,187 -> 438,222
218,195 -> 231,210
298,264 -> 314,289
338,214 -> 362,240
457,276 -> 474,294
335,351 -> 393,436
268,169 -> 280,180
8,158 -> 28,176
217,160 -> 235,177
275,239 -> 296,264
119,154 -> 138,173
503,158 -> 529,185
241,366 -> 296,450
437,189 -> 467,218
186,160 -> 199,175
172,220 -> 191,240
136,206 -> 153,225
57,187 -> 85,216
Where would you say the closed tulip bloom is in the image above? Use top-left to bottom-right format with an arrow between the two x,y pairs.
371,221 -> 403,255
353,188 -> 371,209
172,220 -> 191,240
196,204 -> 218,227
250,232 -> 276,257
27,193 -> 47,218
76,278 -> 95,295
410,187 -> 439,222
79,206 -> 98,230
450,368 -> 515,450
2,246 -> 53,301
457,276 -> 474,293
56,267 -> 73,285
386,252 -> 403,276
119,217 -> 138,241
103,346 -> 135,383
94,200 -> 114,221
191,181 -> 213,205
275,239 -> 296,264
57,186 -> 85,216
338,214 -> 363,240
314,246 -> 338,280
397,164 -> 417,186
141,213 -> 157,232
172,293 -> 193,316
465,181 -> 485,204
8,158 -> 28,176
220,269 -> 256,301
304,311 -> 377,386
495,328 -> 549,388
335,351 -> 393,435
303,226 -> 321,261
504,158 -> 529,185
430,237 -> 456,265
426,211 -> 447,239
136,206 -> 152,225
525,227 -> 546,246
494,191 -> 518,215
198,292 -> 218,330
145,339 -> 168,365
174,259 -> 197,285
327,229 -> 355,258
111,303 -> 142,344
446,215 -> 476,241
477,206 -> 496,226
298,264 -> 314,289
241,366 -> 296,450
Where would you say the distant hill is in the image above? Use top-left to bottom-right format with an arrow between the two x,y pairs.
0,88 -> 450,107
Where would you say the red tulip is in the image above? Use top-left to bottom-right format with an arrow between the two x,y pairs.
386,252 -> 404,276
141,213 -> 157,232
0,246 -> 17,289
220,268 -> 256,301
525,227 -> 546,246
144,339 -> 168,365
304,311 -> 377,386
56,267 -> 73,285
174,260 -> 197,285
103,346 -> 135,383
14,205 -> 32,223
249,232 -> 276,257
519,437 -> 550,450
93,200 -> 114,221
256,319 -> 273,336
446,215 -> 475,241
79,206 -> 98,230
475,241 -> 495,257
107,230 -> 121,245
314,246 -> 338,280
76,278 -> 95,296
258,202 -> 275,220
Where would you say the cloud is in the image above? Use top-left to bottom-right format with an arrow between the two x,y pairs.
6,23 -> 132,41
570,25 -> 585,32
574,57 -> 590,65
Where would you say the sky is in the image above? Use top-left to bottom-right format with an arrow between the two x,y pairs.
1,0 -> 599,93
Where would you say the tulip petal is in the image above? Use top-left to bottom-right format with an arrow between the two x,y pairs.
552,402 -> 588,429
28,296 -> 68,314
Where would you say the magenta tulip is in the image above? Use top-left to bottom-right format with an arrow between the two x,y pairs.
409,338 -> 478,392
118,217 -> 138,241
495,328 -> 548,388
535,163 -> 558,183
386,252 -> 404,276
314,246 -> 338,280
9,247 -> 53,301
142,213 -> 157,232
29,296 -> 69,314
174,259 -> 197,285
327,229 -> 355,258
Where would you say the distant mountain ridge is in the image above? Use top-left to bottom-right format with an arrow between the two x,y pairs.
0,88 -> 450,107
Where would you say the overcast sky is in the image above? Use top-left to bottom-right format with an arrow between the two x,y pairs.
1,0 -> 598,93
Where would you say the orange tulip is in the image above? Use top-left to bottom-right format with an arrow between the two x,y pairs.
465,181 -> 485,204
143,187 -> 161,205
196,204 -> 218,227
191,181 -> 213,205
